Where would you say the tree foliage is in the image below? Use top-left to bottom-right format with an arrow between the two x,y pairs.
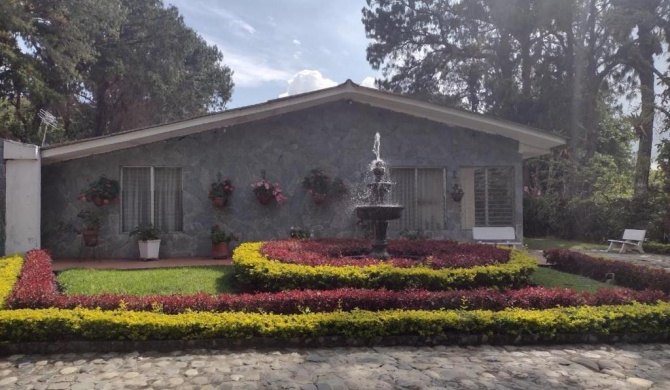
0,0 -> 233,143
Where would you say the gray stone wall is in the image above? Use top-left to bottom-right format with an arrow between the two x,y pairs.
0,141 -> 5,256
42,101 -> 522,258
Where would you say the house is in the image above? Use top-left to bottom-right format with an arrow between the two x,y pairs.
2,80 -> 565,258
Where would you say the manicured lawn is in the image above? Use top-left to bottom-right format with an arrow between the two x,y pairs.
531,266 -> 614,293
57,266 -> 235,295
525,237 -> 608,251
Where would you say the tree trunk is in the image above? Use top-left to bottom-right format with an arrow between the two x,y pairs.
633,24 -> 656,197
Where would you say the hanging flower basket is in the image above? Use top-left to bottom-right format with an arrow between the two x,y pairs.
209,175 -> 234,208
251,178 -> 288,206
450,184 -> 464,202
78,176 -> 120,206
302,169 -> 348,205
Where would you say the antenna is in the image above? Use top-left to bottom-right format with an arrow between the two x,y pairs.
37,109 -> 57,146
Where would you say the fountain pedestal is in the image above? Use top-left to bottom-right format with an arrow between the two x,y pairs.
355,160 -> 404,259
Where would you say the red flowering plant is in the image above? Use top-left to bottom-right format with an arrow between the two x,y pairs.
251,179 -> 288,205
77,176 -> 120,206
302,169 -> 348,204
209,174 -> 235,207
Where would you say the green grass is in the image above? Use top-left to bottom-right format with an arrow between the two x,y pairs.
57,266 -> 235,296
530,266 -> 614,293
525,237 -> 608,251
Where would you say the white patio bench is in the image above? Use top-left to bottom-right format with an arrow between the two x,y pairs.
607,229 -> 646,254
472,227 -> 523,249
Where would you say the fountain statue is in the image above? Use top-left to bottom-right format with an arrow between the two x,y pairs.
355,133 -> 404,259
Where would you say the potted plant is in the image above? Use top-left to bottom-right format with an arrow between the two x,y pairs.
302,169 -> 348,205
210,224 -> 238,259
450,183 -> 464,202
251,179 -> 288,205
129,223 -> 161,260
77,209 -> 102,247
209,174 -> 235,208
77,176 -> 120,206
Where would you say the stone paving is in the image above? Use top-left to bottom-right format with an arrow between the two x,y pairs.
531,249 -> 670,271
1,344 -> 670,389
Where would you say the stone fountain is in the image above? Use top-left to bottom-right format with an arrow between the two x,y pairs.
355,133 -> 404,259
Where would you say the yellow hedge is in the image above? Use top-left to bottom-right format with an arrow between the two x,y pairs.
0,254 -> 23,309
0,302 -> 669,342
233,242 -> 538,291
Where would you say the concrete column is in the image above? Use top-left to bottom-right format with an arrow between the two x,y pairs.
4,140 -> 40,254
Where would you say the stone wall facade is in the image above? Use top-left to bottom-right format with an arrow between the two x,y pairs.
42,101 -> 522,258
0,141 -> 5,256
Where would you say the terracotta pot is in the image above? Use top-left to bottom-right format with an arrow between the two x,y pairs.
211,242 -> 230,259
212,197 -> 228,208
311,193 -> 328,205
256,193 -> 274,205
82,229 -> 99,247
451,192 -> 464,202
92,197 -> 104,207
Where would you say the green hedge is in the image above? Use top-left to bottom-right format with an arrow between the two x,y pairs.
643,242 -> 670,255
0,254 -> 23,309
1,303 -> 669,342
233,243 -> 538,292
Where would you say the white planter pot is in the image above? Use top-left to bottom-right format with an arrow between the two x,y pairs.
138,239 -> 161,259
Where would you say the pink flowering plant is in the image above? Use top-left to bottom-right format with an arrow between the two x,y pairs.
209,178 -> 235,200
77,176 -> 120,205
252,179 -> 288,204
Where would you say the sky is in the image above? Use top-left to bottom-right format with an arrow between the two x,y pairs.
167,0 -> 377,109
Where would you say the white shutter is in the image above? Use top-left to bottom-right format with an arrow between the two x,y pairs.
390,168 -> 416,231
460,168 -> 475,229
474,167 -> 514,227
417,168 -> 444,230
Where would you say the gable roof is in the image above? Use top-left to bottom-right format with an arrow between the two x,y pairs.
41,80 -> 566,164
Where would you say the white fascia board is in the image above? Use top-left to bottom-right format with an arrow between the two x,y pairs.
3,140 -> 39,160
518,143 -> 551,159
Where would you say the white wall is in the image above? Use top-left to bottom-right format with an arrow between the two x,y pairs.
4,141 -> 40,254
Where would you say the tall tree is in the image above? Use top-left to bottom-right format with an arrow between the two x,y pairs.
84,0 -> 234,137
607,0 -> 670,195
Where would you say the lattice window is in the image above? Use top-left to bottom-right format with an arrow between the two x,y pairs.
461,167 -> 514,228
390,168 -> 445,231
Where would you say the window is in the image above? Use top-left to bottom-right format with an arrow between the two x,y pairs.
461,167 -> 514,228
121,167 -> 183,232
390,168 -> 445,231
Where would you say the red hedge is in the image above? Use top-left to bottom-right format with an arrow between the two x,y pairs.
8,249 -> 667,314
7,249 -> 59,308
261,239 -> 510,269
544,249 -> 670,293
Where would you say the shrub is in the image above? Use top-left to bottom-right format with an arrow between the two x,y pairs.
0,254 -> 23,309
261,239 -> 510,269
1,303 -> 670,342
6,250 -> 58,308
643,241 -> 670,255
235,242 -> 537,292
544,249 -> 670,293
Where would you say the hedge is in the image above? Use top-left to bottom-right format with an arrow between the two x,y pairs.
544,249 -> 670,293
234,242 -> 538,292
643,241 -> 670,255
0,254 -> 23,309
1,303 -> 669,342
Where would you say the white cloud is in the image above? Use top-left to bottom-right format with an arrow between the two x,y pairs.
360,77 -> 377,89
292,39 -> 301,45
280,70 -> 338,97
171,2 -> 255,35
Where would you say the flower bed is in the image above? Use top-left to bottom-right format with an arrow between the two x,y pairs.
7,250 -> 666,314
261,239 -> 510,269
237,242 -> 537,292
2,248 -> 670,344
0,254 -> 23,309
544,249 -> 670,293
1,303 -> 670,343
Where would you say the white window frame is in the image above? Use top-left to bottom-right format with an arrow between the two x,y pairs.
120,166 -> 184,232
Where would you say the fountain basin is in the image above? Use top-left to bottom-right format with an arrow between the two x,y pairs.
355,205 -> 404,221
